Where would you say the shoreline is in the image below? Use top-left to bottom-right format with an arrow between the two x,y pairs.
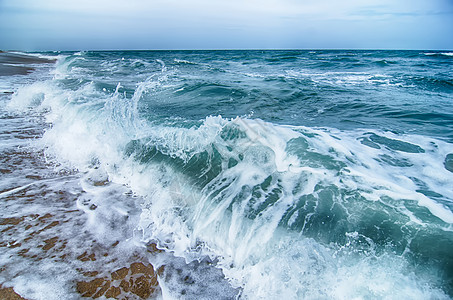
0,285 -> 26,300
0,69 -> 238,299
0,52 -> 56,76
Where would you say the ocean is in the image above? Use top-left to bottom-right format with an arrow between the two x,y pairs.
1,50 -> 453,299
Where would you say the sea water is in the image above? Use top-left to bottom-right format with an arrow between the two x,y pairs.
1,50 -> 453,299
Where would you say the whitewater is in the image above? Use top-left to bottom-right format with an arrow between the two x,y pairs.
1,50 -> 452,299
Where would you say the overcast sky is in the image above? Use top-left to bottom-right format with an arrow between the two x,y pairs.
1,0 -> 452,51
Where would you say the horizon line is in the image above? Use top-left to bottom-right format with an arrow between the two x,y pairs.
2,48 -> 453,53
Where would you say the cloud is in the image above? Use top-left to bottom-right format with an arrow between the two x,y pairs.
1,0 -> 452,50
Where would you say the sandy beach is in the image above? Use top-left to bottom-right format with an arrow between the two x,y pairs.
0,52 -> 56,76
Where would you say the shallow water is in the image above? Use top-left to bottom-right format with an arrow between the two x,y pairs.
1,50 -> 453,299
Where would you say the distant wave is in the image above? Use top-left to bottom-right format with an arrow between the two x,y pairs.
423,52 -> 453,57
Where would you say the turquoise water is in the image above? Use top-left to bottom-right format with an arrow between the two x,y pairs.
1,50 -> 453,299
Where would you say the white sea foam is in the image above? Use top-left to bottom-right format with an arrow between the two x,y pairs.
7,51 -> 59,61
423,52 -> 453,57
9,82 -> 453,297
284,70 -> 403,87
4,55 -> 453,299
136,118 -> 452,298
174,58 -> 198,65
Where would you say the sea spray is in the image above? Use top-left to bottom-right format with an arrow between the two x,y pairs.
2,50 -> 453,299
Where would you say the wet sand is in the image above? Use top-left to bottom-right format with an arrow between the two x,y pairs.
0,52 -> 56,76
0,142 -> 164,299
0,174 -> 163,300
0,65 -> 35,76
0,285 -> 26,300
